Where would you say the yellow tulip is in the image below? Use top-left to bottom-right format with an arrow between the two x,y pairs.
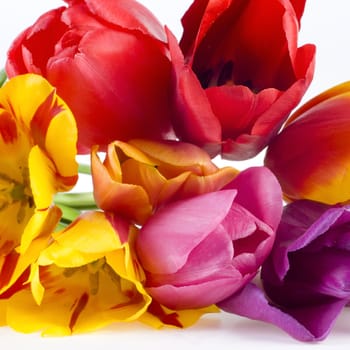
0,74 -> 78,296
4,211 -> 151,335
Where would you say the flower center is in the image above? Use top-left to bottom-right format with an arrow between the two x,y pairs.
196,60 -> 258,93
0,167 -> 34,223
63,258 -> 122,296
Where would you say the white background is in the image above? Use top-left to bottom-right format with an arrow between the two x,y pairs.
0,1 -> 350,349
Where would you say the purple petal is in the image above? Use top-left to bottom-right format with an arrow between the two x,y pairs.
271,201 -> 345,280
217,282 -> 346,342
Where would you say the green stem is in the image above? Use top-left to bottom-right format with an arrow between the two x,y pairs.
78,163 -> 91,175
0,69 -> 7,87
55,221 -> 69,232
56,203 -> 82,224
54,192 -> 97,209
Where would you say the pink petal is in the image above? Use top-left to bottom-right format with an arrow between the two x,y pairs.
147,275 -> 242,310
225,167 -> 283,231
136,190 -> 237,274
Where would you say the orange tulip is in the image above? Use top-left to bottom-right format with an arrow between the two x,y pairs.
265,81 -> 350,204
91,139 -> 238,224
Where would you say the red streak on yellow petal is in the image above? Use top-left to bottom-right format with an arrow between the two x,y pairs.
0,252 -> 18,290
0,111 -> 17,143
147,300 -> 183,328
69,292 -> 89,331
30,90 -> 62,148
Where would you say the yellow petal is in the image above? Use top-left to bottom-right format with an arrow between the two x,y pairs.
6,289 -> 74,336
129,139 -> 219,176
0,74 -> 54,128
20,205 -> 62,254
29,263 -> 45,305
121,158 -> 190,207
39,211 -> 122,268
45,97 -> 78,180
28,145 -> 57,209
0,299 -> 7,326
139,301 -> 219,329
0,206 -> 61,295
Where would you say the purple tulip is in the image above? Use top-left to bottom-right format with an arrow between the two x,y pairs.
135,167 -> 282,309
219,200 -> 350,342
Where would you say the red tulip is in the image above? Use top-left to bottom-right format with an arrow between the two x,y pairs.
168,0 -> 315,160
6,0 -> 174,153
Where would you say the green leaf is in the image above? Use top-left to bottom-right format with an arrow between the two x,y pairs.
54,192 -> 97,210
0,69 -> 7,87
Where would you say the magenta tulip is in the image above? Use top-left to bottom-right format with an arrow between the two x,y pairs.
135,167 -> 283,309
6,0 -> 173,153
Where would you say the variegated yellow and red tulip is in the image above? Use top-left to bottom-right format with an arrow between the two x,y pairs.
4,211 -> 216,335
264,81 -> 350,204
0,73 -> 78,296
3,211 -> 150,335
91,139 -> 238,224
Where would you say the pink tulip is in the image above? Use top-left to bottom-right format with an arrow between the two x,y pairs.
136,167 -> 283,309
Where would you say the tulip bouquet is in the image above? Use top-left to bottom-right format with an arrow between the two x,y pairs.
0,0 -> 349,344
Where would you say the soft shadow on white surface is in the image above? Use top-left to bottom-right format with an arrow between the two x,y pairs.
0,309 -> 349,350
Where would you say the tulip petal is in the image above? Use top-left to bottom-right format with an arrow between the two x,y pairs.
206,85 -> 280,140
0,206 -> 61,296
166,28 -> 222,156
121,158 -> 190,208
129,138 -> 219,175
82,0 -> 167,41
39,211 -> 123,267
91,147 -> 152,224
218,283 -> 338,341
225,167 -> 283,231
137,190 -> 237,274
148,276 -> 242,310
47,28 -> 172,152
139,301 -> 219,329
28,146 -> 57,210
265,87 -> 350,204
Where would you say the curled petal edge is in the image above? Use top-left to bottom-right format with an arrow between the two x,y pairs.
217,282 -> 348,342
